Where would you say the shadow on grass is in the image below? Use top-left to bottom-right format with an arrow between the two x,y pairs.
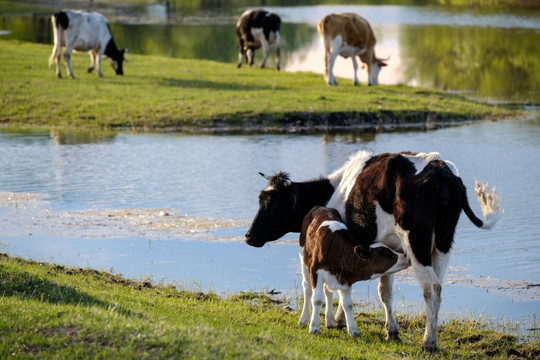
0,263 -> 133,317
157,77 -> 286,91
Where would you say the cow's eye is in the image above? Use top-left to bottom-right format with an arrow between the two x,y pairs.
377,248 -> 393,257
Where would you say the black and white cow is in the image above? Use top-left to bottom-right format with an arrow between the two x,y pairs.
245,150 -> 502,351
49,10 -> 126,78
235,9 -> 281,70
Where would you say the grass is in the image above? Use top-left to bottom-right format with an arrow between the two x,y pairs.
0,40 -> 520,133
1,254 -> 538,359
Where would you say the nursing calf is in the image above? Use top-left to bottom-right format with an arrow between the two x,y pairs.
49,10 -> 126,78
299,206 -> 410,336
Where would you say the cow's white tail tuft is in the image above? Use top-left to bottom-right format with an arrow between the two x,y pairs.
474,179 -> 503,229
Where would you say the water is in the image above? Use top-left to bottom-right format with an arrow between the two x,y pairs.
1,3 -> 539,102
1,117 -> 539,332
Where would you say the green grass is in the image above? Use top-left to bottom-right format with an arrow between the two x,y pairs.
0,40 -> 519,133
1,254 -> 538,359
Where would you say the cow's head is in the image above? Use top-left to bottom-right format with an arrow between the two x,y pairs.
245,172 -> 303,247
111,49 -> 126,75
367,56 -> 389,86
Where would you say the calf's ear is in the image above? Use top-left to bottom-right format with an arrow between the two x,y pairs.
353,245 -> 371,260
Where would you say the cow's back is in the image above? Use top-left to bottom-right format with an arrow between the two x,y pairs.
318,13 -> 376,51
62,10 -> 112,51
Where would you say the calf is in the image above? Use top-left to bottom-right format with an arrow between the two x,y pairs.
236,9 -> 281,70
298,206 -> 410,337
317,13 -> 388,86
49,10 -> 126,78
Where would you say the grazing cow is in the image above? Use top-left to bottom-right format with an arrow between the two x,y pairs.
317,13 -> 388,86
245,150 -> 502,350
236,9 -> 281,70
49,10 -> 126,78
299,206 -> 410,337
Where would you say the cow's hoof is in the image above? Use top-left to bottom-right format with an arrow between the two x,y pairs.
350,331 -> 360,338
386,331 -> 401,342
88,67 -> 94,73
309,329 -> 319,335
422,341 -> 438,352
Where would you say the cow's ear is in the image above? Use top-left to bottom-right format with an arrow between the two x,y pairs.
284,179 -> 291,187
354,245 -> 371,259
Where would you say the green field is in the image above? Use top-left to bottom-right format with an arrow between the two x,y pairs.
0,40 -> 519,133
1,254 -> 538,359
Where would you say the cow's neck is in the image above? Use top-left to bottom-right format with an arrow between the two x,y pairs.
293,178 -> 334,230
104,37 -> 121,60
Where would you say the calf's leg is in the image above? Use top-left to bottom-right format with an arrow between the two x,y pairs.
323,284 -> 336,328
338,287 -> 360,337
298,254 -> 312,326
309,276 -> 324,334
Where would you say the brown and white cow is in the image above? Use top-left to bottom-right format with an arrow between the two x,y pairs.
236,9 -> 281,70
317,13 -> 388,86
299,206 -> 410,337
49,10 -> 126,78
245,151 -> 502,350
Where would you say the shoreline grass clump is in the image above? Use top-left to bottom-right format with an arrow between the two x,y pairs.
0,40 -> 521,134
1,254 -> 538,359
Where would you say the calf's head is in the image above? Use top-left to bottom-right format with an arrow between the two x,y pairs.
245,172 -> 302,247
356,243 -> 410,279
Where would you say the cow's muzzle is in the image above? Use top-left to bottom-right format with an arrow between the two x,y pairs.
244,234 -> 264,248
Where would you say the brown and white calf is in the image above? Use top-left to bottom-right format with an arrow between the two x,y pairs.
236,9 -> 281,70
317,13 -> 388,86
299,206 -> 410,337
245,151 -> 502,351
49,10 -> 126,78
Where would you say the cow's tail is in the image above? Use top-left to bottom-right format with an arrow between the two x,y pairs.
441,163 -> 502,229
48,12 -> 65,68
317,16 -> 331,79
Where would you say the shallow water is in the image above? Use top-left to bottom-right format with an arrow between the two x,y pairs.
1,117 -> 539,332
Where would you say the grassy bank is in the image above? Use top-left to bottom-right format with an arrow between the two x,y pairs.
0,254 -> 538,359
0,40 -> 519,133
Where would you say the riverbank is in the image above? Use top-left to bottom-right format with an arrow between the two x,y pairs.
0,40 -> 521,134
0,254 -> 538,359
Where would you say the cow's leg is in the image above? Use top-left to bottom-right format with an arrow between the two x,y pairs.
88,51 -> 96,73
96,53 -> 104,77
53,50 -> 62,78
275,32 -> 281,70
309,276 -> 324,334
259,37 -> 270,68
298,253 -> 312,326
338,287 -> 359,337
64,48 -> 75,79
323,284 -> 336,328
399,226 -> 441,351
247,48 -> 255,67
237,40 -> 245,68
352,57 -> 359,86
328,36 -> 343,86
378,274 -> 400,341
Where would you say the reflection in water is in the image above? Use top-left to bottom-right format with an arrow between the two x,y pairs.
50,130 -> 117,145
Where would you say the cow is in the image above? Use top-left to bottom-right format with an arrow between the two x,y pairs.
317,13 -> 388,86
48,10 -> 126,78
236,9 -> 281,70
299,206 -> 410,337
245,150 -> 502,351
